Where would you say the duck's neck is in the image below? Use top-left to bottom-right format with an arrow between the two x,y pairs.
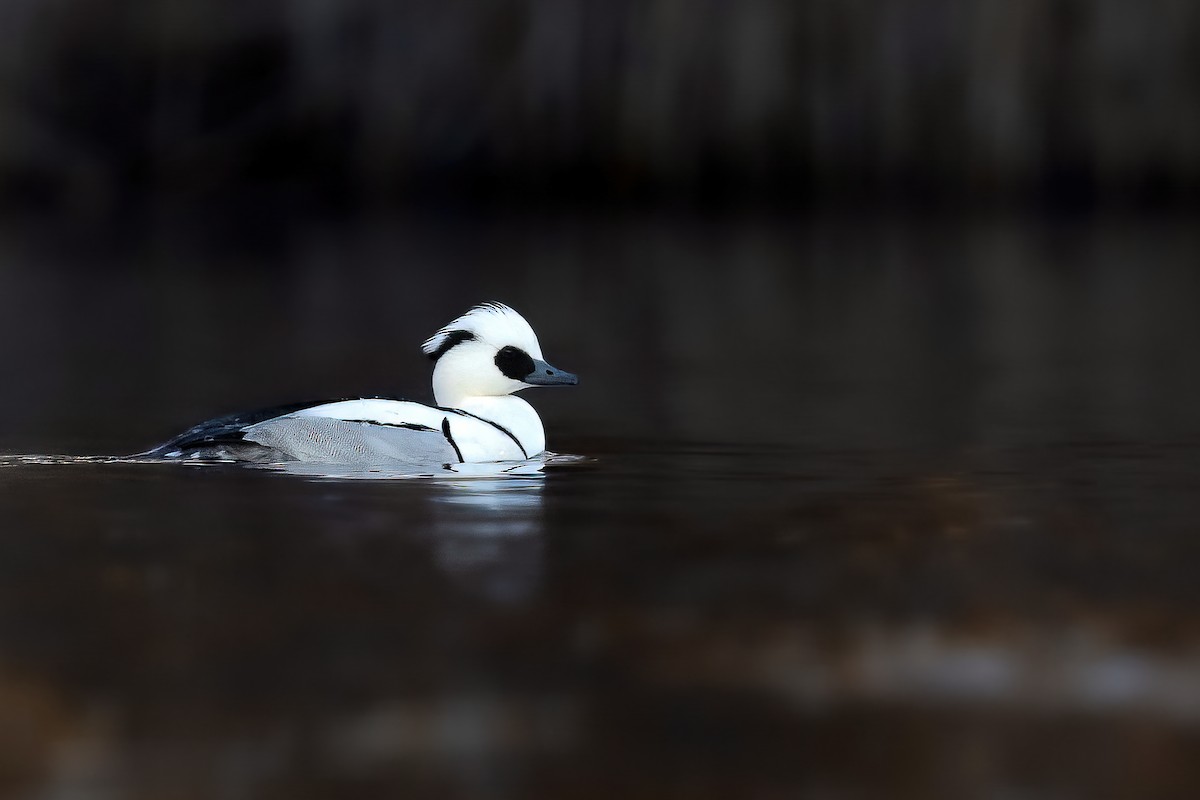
452,395 -> 546,457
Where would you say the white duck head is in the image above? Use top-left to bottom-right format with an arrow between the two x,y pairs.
422,303 -> 578,409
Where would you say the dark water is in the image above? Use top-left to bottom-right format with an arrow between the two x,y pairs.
2,215 -> 1200,798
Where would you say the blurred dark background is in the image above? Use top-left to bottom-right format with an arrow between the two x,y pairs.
1,0 -> 1198,217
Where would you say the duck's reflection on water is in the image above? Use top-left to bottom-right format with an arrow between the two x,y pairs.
258,460 -> 549,481
262,459 -> 551,606
428,474 -> 546,606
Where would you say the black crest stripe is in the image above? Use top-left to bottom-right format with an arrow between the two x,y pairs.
427,330 -> 476,362
441,418 -> 465,463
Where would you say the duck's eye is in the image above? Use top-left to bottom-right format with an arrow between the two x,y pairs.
495,346 -> 535,380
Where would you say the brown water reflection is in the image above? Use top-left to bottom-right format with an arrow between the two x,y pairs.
1,216 -> 1200,797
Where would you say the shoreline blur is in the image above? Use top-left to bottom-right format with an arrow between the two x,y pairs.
2,1 -> 1198,216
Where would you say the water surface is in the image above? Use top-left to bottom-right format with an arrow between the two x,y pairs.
1,215 -> 1199,798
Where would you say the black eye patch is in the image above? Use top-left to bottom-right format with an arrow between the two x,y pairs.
495,346 -> 535,380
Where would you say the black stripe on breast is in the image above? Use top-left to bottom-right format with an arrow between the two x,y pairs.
440,407 -> 529,459
441,418 -> 465,463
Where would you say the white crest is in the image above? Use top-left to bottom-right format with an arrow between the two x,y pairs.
421,302 -> 543,359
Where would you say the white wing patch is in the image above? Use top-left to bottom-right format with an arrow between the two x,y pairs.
280,399 -> 527,462
292,399 -> 447,427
